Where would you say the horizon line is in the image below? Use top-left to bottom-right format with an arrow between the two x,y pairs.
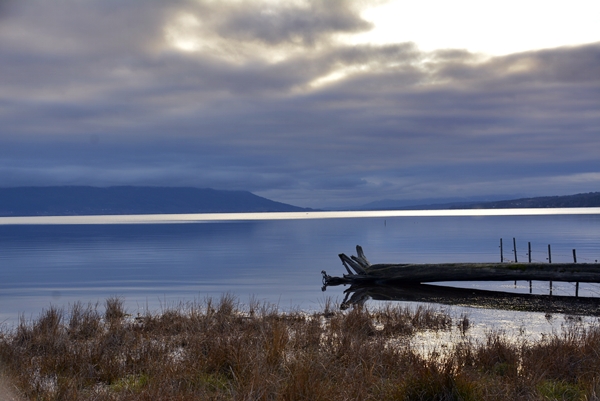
1,207 -> 600,225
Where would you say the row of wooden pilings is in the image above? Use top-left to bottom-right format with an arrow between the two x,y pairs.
500,238 -> 581,297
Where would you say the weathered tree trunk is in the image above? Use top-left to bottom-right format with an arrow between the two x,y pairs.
323,245 -> 600,286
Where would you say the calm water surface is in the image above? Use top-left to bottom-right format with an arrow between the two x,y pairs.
1,211 -> 600,332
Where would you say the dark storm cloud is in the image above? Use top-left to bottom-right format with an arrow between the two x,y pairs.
214,0 -> 372,46
1,0 -> 599,207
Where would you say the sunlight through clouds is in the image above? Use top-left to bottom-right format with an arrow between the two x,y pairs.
162,0 -> 375,65
1,0 -> 600,208
346,0 -> 600,55
164,13 -> 203,52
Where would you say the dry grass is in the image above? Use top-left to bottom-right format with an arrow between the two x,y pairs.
1,296 -> 600,400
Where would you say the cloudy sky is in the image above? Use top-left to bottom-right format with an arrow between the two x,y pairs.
1,0 -> 599,208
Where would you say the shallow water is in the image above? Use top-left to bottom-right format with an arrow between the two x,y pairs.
1,210 -> 599,332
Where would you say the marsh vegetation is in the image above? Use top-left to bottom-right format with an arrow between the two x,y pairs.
1,296 -> 600,400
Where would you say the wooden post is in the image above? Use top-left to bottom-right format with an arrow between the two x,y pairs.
548,244 -> 552,295
574,249 -> 579,297
528,242 -> 532,292
500,239 -> 503,263
513,238 -> 518,286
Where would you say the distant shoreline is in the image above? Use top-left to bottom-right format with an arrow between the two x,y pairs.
0,186 -> 310,217
2,187 -> 600,217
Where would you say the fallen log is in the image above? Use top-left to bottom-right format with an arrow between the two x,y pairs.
323,245 -> 600,287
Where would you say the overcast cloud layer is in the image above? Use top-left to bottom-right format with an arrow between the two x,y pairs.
1,0 -> 599,208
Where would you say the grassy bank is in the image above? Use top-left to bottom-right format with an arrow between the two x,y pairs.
1,296 -> 600,400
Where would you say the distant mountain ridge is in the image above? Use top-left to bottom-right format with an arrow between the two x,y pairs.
359,192 -> 600,211
358,195 -> 517,210
0,186 -> 309,216
1,187 -> 598,217
461,192 -> 600,209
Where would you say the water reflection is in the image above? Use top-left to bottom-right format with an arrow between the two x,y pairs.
323,281 -> 600,316
2,213 -> 600,326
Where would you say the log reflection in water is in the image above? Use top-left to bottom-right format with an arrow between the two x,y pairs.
330,282 -> 600,316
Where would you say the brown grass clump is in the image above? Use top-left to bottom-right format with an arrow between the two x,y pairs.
1,297 -> 600,400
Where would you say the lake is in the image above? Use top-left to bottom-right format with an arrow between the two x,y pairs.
2,209 -> 600,333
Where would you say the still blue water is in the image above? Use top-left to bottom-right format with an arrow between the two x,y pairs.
1,213 -> 600,325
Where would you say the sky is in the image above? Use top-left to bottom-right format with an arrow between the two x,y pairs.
1,0 -> 599,208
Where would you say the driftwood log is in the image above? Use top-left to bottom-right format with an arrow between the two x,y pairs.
322,245 -> 600,287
